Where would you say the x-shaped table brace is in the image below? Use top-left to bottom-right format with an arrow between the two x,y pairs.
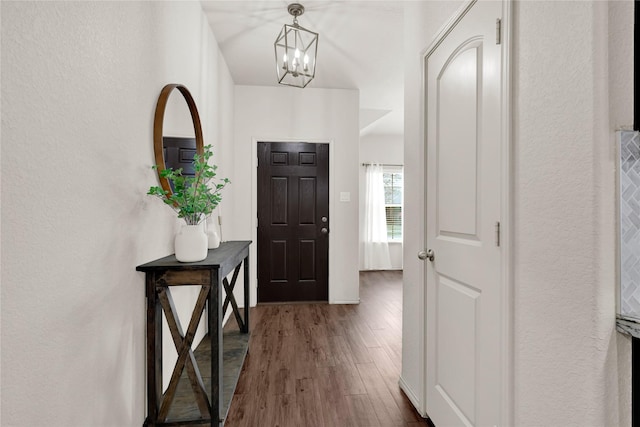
222,264 -> 247,333
151,264 -> 246,422
156,285 -> 212,421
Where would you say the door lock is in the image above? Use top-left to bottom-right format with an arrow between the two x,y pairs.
418,249 -> 435,262
320,227 -> 329,235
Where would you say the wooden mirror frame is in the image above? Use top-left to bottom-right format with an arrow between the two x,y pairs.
153,84 -> 204,196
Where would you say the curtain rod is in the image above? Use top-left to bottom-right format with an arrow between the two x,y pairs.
361,163 -> 403,167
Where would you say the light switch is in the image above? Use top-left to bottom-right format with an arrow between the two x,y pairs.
340,192 -> 351,202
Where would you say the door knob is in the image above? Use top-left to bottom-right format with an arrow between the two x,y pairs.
418,249 -> 435,261
321,227 -> 329,234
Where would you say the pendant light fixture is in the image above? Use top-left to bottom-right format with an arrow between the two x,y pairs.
274,3 -> 318,88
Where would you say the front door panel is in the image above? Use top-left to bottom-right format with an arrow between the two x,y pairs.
257,142 -> 329,302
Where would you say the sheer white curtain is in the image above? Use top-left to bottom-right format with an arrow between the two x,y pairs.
363,163 -> 391,270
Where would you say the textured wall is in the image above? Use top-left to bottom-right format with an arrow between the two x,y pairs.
1,2 -> 234,425
513,1 -> 624,425
232,85 -> 360,305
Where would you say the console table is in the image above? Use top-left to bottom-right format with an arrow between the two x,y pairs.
137,240 -> 251,426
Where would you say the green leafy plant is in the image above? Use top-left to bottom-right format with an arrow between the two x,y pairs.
147,144 -> 230,225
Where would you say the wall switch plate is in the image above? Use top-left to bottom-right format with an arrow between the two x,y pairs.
340,192 -> 351,202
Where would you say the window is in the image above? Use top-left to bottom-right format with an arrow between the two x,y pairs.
383,168 -> 403,241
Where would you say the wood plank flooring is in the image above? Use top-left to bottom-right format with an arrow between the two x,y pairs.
225,270 -> 429,427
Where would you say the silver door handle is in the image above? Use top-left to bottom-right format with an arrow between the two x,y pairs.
321,227 -> 329,234
418,249 -> 435,261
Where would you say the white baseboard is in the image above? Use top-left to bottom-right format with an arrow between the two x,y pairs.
399,376 -> 427,418
246,301 -> 360,306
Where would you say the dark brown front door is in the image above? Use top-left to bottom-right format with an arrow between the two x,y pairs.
257,141 -> 329,302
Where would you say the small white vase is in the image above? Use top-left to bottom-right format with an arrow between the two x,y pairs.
205,216 -> 221,249
207,228 -> 221,249
174,224 -> 208,262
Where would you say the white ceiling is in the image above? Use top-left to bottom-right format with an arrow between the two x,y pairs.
201,1 -> 405,136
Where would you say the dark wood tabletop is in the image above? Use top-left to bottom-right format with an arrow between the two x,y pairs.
136,240 -> 251,278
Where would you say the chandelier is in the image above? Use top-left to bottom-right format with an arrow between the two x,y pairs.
274,3 -> 319,88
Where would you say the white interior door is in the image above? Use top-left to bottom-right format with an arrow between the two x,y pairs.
425,1 -> 505,426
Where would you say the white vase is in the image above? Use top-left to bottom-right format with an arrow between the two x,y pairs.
205,216 -> 221,249
174,224 -> 208,262
207,228 -> 221,249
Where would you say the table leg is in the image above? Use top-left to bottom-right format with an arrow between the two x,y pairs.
209,269 -> 224,426
146,272 -> 162,425
243,255 -> 250,334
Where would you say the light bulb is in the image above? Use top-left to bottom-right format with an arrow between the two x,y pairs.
303,54 -> 309,71
294,48 -> 300,59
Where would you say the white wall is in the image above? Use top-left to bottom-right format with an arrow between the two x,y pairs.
401,0 -> 634,425
1,2 -> 235,425
230,85 -> 361,305
359,134 -> 404,270
512,1 -> 629,425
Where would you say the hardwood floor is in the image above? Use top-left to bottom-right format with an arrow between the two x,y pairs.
225,270 -> 429,427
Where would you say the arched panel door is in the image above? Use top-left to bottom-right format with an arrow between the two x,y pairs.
425,1 -> 506,425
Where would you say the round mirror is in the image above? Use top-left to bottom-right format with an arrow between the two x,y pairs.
153,84 -> 204,196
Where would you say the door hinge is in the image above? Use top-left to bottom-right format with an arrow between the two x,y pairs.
256,218 -> 259,228
496,18 -> 502,45
495,221 -> 501,247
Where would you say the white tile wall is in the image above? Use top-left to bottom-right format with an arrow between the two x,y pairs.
619,130 -> 640,318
